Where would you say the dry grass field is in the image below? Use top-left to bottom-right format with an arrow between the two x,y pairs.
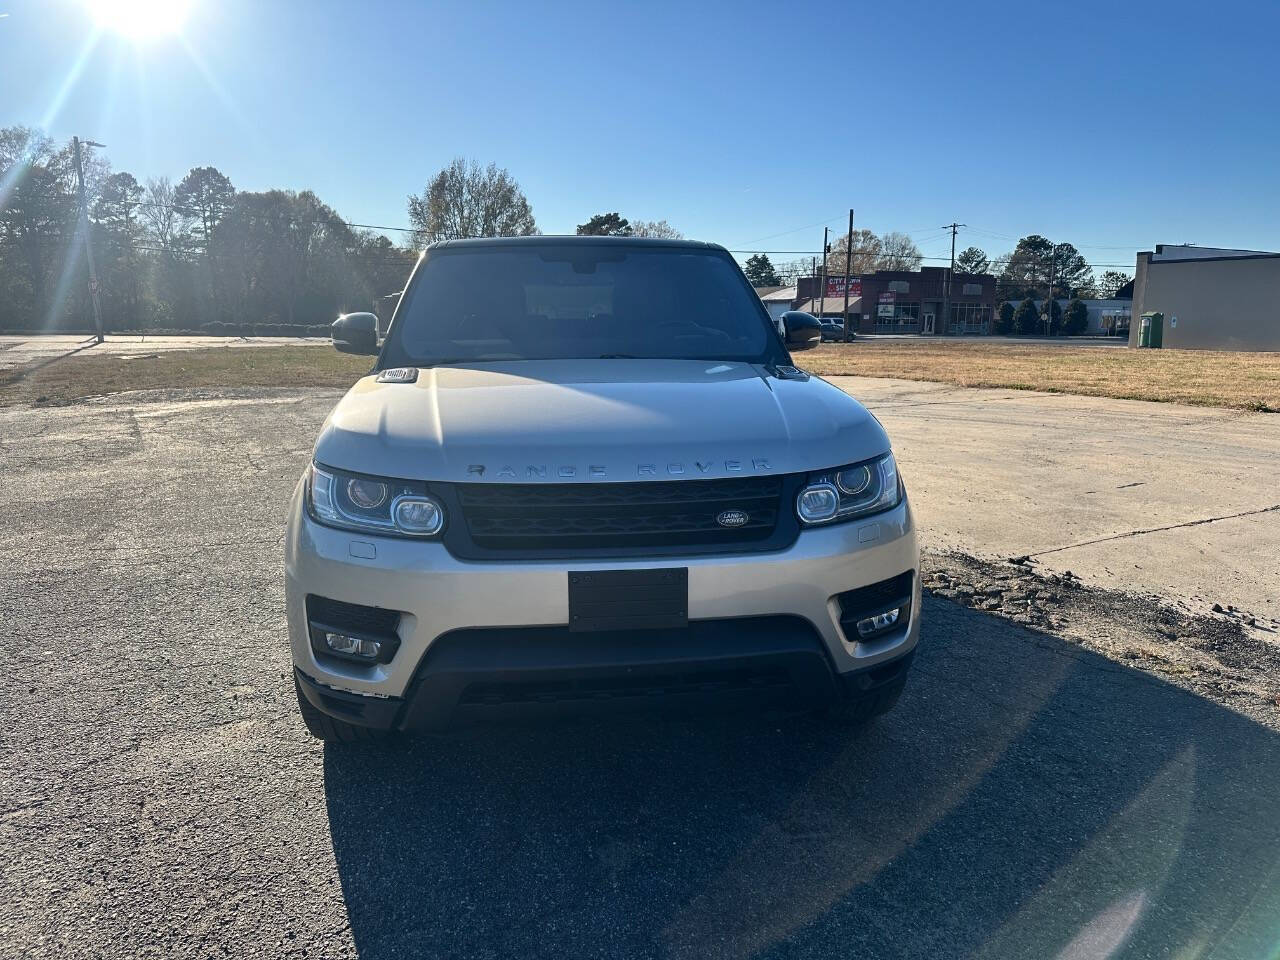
0,345 -> 370,407
804,341 -> 1280,411
2,340 -> 1277,412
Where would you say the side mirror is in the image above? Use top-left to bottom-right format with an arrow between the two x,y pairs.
782,312 -> 822,351
332,312 -> 378,355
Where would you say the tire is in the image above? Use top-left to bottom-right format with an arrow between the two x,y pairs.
822,674 -> 908,725
294,677 -> 385,743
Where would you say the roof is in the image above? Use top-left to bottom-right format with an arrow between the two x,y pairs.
757,285 -> 797,302
795,296 -> 862,315
1150,244 -> 1279,262
428,235 -> 723,252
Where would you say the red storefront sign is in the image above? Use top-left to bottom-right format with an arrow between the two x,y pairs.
824,276 -> 862,298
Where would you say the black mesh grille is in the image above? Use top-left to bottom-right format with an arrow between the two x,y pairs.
460,666 -> 791,706
305,595 -> 400,637
836,571 -> 914,632
453,477 -> 786,552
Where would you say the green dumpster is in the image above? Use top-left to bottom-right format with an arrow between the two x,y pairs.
1139,311 -> 1164,348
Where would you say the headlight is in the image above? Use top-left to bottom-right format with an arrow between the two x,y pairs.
796,452 -> 900,525
307,463 -> 444,538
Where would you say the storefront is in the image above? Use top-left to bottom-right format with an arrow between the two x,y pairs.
795,267 -> 996,336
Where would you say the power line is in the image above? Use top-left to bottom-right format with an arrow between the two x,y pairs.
733,213 -> 849,247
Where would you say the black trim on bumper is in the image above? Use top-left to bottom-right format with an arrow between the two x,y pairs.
839,649 -> 915,697
399,616 -> 834,729
296,616 -> 917,733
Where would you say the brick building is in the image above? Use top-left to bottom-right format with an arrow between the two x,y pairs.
795,266 -> 997,335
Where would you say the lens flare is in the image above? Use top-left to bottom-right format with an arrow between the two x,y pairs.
84,0 -> 193,40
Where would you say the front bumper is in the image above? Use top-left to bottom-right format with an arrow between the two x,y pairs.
284,478 -> 920,729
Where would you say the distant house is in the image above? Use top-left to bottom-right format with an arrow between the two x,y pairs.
791,296 -> 863,326
755,285 -> 797,326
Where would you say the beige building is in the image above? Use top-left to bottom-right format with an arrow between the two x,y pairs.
1131,245 -> 1280,351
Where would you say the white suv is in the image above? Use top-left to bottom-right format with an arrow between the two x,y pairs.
285,237 -> 919,740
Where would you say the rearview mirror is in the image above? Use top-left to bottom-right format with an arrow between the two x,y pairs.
781,311 -> 822,351
332,312 -> 378,355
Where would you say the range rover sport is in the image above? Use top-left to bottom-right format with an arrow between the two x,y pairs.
285,236 -> 919,740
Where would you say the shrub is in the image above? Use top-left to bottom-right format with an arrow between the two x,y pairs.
995,302 -> 1015,334
1013,298 -> 1039,335
1062,298 -> 1089,336
1043,298 -> 1063,335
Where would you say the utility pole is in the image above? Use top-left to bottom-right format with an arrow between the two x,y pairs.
819,227 -> 829,319
842,209 -> 854,341
73,136 -> 105,343
1045,243 -> 1058,336
941,222 -> 964,336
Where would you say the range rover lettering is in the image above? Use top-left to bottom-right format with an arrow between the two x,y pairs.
286,236 -> 920,740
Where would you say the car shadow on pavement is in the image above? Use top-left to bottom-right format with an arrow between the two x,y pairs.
323,594 -> 1280,960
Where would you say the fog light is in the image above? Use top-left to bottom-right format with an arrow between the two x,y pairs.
855,607 -> 902,638
323,630 -> 383,659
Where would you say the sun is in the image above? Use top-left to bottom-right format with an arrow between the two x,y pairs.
84,0 -> 193,40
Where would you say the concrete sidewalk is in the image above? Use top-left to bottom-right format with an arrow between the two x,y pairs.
833,376 -> 1279,624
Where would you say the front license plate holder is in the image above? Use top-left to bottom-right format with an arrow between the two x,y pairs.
568,568 -> 689,632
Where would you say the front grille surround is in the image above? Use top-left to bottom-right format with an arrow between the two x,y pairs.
432,475 -> 804,561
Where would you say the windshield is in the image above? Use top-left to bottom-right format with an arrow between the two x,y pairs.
382,244 -> 778,366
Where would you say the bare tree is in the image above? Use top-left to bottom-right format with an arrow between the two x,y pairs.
772,259 -> 809,284
824,229 -> 881,275
630,219 -> 683,239
407,158 -> 537,247
140,176 -> 184,260
877,232 -> 923,271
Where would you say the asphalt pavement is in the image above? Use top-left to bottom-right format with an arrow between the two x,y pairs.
2,388 -> 1279,959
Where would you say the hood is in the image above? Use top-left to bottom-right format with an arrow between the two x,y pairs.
314,359 -> 889,483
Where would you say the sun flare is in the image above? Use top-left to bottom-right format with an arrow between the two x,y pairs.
84,0 -> 193,40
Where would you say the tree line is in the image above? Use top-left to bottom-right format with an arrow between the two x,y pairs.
3,125 -> 1134,337
1,137 -> 648,334
740,233 -> 1132,303
0,126 -> 420,334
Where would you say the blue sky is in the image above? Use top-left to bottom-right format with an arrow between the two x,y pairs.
4,0 -> 1278,271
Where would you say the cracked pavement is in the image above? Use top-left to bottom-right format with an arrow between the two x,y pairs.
2,381 -> 1279,959
832,376 -> 1280,623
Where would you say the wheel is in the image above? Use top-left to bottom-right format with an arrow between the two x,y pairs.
294,677 -> 385,742
821,674 -> 908,725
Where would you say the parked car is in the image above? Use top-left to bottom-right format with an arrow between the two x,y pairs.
819,320 -> 851,341
288,237 -> 919,740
